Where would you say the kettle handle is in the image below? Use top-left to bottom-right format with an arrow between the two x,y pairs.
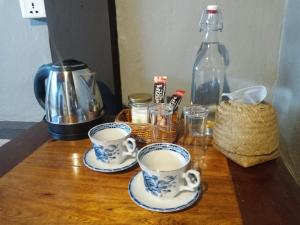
34,64 -> 52,109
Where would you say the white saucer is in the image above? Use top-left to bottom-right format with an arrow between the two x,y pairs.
128,171 -> 201,212
83,148 -> 137,173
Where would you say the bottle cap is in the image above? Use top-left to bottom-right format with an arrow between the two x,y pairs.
206,5 -> 218,14
199,5 -> 223,31
128,93 -> 152,103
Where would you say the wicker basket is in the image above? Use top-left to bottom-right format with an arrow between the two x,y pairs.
213,101 -> 279,167
115,108 -> 178,144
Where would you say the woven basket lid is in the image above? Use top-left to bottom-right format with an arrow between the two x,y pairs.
213,101 -> 279,156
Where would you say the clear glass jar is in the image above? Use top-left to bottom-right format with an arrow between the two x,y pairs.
149,103 -> 173,142
128,93 -> 152,123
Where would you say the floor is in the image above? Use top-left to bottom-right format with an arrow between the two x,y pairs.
0,121 -> 36,147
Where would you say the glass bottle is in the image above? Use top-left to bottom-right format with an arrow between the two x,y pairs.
191,5 -> 225,134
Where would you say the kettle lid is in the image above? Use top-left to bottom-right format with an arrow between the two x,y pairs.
52,59 -> 88,71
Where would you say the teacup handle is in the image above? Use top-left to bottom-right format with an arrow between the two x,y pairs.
122,137 -> 137,157
179,169 -> 201,193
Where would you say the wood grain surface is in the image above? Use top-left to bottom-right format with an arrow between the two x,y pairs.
0,138 -> 242,225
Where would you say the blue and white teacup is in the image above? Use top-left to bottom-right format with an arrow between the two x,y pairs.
88,123 -> 137,164
137,143 -> 200,199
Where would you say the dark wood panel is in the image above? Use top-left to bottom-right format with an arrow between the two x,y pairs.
0,128 -> 25,139
228,159 -> 300,225
107,0 -> 122,112
45,0 -> 122,115
0,121 -> 36,129
0,122 -> 50,177
0,121 -> 37,139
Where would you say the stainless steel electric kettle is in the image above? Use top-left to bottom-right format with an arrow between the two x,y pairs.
34,59 -> 104,140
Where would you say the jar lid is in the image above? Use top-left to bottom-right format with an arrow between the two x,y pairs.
128,93 -> 152,103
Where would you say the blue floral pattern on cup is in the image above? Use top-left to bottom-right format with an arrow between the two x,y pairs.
88,122 -> 137,165
137,143 -> 200,199
93,144 -> 120,163
143,171 -> 177,197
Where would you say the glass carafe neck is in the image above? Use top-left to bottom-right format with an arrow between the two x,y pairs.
202,30 -> 220,44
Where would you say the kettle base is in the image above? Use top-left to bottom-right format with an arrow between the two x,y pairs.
45,116 -> 105,140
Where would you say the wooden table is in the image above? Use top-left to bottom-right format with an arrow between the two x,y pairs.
0,122 -> 299,225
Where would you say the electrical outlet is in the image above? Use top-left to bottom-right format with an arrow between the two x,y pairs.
19,0 -> 46,19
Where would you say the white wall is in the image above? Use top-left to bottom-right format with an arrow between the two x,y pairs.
274,0 -> 300,184
0,0 -> 51,121
0,0 -> 286,121
116,0 -> 285,106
